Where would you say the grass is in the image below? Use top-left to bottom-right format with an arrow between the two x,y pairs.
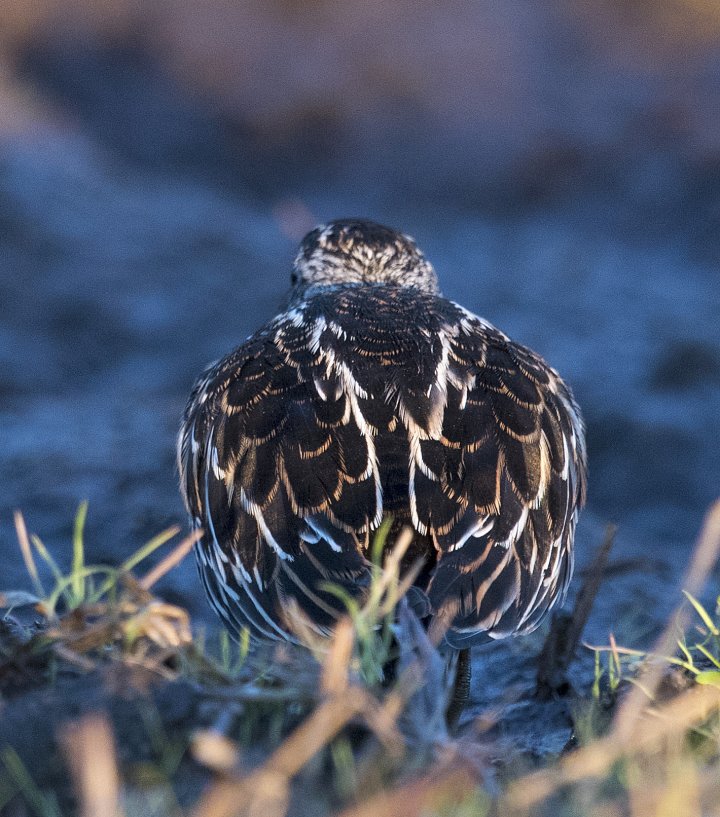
0,747 -> 62,817
320,516 -> 425,686
588,590 -> 720,703
0,501 -> 719,817
10,503 -> 195,620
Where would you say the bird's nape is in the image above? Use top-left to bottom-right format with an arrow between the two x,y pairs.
289,218 -> 440,298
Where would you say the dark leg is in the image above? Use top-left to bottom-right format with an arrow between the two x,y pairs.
445,648 -> 471,730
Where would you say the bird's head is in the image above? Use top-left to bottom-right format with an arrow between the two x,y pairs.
289,219 -> 439,301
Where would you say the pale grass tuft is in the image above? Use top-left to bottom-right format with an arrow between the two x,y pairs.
2,505 -> 197,676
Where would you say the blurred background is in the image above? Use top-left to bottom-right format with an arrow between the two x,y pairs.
1,0 -> 719,660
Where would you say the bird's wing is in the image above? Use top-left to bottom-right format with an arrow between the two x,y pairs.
406,309 -> 587,646
178,323 -> 382,641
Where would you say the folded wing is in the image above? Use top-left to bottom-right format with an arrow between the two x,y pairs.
407,312 -> 587,646
178,322 -> 382,640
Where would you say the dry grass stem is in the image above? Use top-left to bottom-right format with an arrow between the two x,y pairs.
321,616 -> 354,694
379,527 -> 414,584
13,509 -> 43,598
192,693 -> 366,817
376,527 -> 421,615
191,730 -> 242,774
335,761 -> 481,817
564,523 -> 617,664
537,524 -> 616,694
62,714 -> 125,817
139,528 -> 203,590
51,642 -> 96,672
502,501 -> 720,813
264,695 -> 365,778
6,502 -> 720,817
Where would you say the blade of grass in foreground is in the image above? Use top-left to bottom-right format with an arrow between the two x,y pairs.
1,748 -> 62,817
62,714 -> 126,817
14,511 -> 45,599
30,534 -> 64,586
120,525 -> 181,575
91,524 -> 181,602
139,528 -> 201,590
683,590 -> 720,636
70,500 -> 89,607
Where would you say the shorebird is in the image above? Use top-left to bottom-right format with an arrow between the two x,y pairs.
178,219 -> 586,714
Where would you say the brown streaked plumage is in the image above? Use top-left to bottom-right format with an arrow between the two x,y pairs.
178,219 -> 587,650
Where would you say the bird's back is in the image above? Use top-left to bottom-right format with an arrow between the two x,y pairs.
179,282 -> 586,647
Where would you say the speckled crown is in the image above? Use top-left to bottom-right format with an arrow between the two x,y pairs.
291,219 -> 440,295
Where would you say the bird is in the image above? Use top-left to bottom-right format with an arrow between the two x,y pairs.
178,219 -> 587,713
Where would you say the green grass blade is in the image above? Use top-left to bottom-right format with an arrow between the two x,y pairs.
71,501 -> 89,604
30,535 -> 63,585
330,737 -> 357,799
677,638 -> 694,669
92,525 -> 181,601
592,649 -> 602,699
45,566 -> 117,616
120,526 -> 181,574
320,582 -> 359,620
1,747 -> 61,817
683,591 -> 719,636
694,642 -> 720,670
371,515 -> 393,566
239,627 -> 251,665
695,670 -> 720,686
220,629 -> 231,671
0,768 -> 18,814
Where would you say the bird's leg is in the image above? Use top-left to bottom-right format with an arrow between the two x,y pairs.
445,648 -> 471,730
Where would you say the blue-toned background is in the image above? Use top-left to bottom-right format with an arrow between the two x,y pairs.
1,3 -> 719,730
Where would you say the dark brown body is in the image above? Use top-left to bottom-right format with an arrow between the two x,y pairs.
179,283 -> 586,647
